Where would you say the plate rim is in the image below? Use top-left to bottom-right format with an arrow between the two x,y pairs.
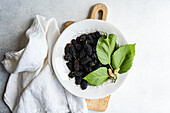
52,19 -> 128,99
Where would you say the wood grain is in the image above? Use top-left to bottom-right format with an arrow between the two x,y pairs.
63,3 -> 110,112
90,3 -> 108,21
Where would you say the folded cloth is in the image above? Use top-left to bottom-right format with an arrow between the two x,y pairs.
2,15 -> 87,113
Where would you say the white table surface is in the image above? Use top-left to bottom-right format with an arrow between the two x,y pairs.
0,0 -> 170,113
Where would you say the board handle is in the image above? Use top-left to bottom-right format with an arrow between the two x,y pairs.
90,3 -> 108,21
64,3 -> 108,27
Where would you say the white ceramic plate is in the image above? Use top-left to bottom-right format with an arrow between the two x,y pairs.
52,19 -> 128,99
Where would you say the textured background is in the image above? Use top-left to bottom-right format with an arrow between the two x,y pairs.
1,0 -> 170,113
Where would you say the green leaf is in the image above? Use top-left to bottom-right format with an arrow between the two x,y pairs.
112,44 -> 136,74
96,34 -> 117,65
83,67 -> 109,86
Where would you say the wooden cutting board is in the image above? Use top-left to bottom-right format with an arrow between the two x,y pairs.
63,3 -> 110,112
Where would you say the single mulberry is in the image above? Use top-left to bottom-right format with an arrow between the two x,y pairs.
92,39 -> 97,46
91,53 -> 97,59
79,64 -> 84,70
74,59 -> 80,71
84,44 -> 92,56
64,53 -> 72,61
94,62 -> 103,69
81,80 -> 88,90
95,31 -> 101,38
80,34 -> 87,42
80,57 -> 92,65
87,35 -> 94,44
79,49 -> 86,59
75,76 -> 82,85
65,44 -> 71,54
85,67 -> 92,73
68,72 -> 76,78
76,36 -> 81,44
88,62 -> 96,67
71,39 -> 77,46
75,71 -> 84,77
75,44 -> 82,51
92,46 -> 96,52
89,33 -> 96,39
69,46 -> 76,57
66,62 -> 73,71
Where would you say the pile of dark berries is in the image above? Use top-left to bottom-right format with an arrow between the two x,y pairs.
64,31 -> 103,90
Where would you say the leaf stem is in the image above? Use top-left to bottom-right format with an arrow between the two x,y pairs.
109,64 -> 113,70
114,74 -> 118,83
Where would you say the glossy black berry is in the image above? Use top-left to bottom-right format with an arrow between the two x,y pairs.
92,46 -> 96,52
95,31 -> 101,38
92,39 -> 97,46
79,64 -> 84,70
75,44 -> 82,51
65,44 -> 71,54
74,59 -> 80,71
71,39 -> 77,46
76,36 -> 81,44
75,76 -> 82,85
84,44 -> 92,56
66,62 -> 73,71
80,57 -> 92,65
69,46 -> 76,57
88,62 -> 95,67
64,53 -> 72,61
76,52 -> 79,58
64,31 -> 105,90
81,80 -> 88,90
95,62 -> 103,69
87,35 -> 94,44
75,71 -> 84,77
68,72 -> 76,78
79,49 -> 86,59
85,40 -> 91,45
80,34 -> 87,42
91,53 -> 97,59
89,33 -> 96,39
98,63 -> 102,67
85,66 -> 92,73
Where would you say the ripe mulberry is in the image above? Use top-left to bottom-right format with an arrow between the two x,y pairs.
80,34 -> 87,42
95,31 -> 101,38
91,53 -> 97,59
74,59 -> 80,71
84,44 -> 92,56
75,71 -> 84,77
69,46 -> 76,57
68,72 -> 76,78
75,76 -> 82,85
64,53 -> 72,61
88,62 -> 95,67
79,49 -> 86,59
81,80 -> 88,90
75,44 -> 82,51
80,57 -> 92,65
65,44 -> 71,54
71,39 -> 77,46
66,62 -> 73,71
87,35 -> 94,44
